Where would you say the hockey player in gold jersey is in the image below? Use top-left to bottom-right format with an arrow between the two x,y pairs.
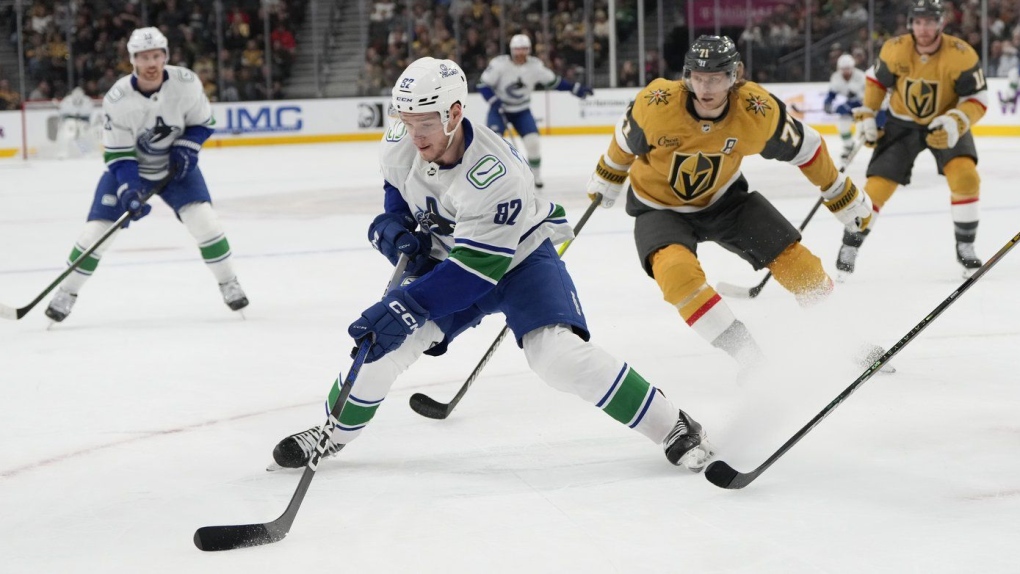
838,0 -> 988,279
585,35 -> 875,372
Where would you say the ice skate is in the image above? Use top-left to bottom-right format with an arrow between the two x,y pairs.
44,288 -> 77,323
839,144 -> 854,164
956,242 -> 982,278
663,410 -> 713,472
835,244 -> 858,282
268,426 -> 344,470
835,228 -> 870,282
218,277 -> 249,311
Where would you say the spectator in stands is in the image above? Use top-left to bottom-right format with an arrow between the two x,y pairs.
619,59 -> 639,87
0,78 -> 20,110
220,67 -> 241,102
28,78 -> 51,101
241,38 -> 264,70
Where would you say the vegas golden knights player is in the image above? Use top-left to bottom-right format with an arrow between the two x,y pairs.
840,0 -> 988,279
585,35 -> 877,373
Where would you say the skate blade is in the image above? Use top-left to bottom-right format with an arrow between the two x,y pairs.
835,270 -> 853,284
679,439 -> 715,473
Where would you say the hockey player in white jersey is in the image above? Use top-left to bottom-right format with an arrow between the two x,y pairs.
824,54 -> 867,161
1001,63 -> 1018,114
43,27 -> 248,323
271,56 -> 710,473
477,33 -> 593,188
55,87 -> 98,159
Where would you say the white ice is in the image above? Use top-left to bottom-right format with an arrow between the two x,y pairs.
1,133 -> 1019,573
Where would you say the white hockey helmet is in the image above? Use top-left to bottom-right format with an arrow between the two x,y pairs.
509,34 -> 532,52
127,27 -> 169,60
391,57 -> 468,125
837,54 -> 856,70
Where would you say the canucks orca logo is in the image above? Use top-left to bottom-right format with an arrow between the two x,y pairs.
668,152 -> 723,201
137,116 -> 180,155
417,196 -> 456,236
904,78 -> 938,119
505,77 -> 526,100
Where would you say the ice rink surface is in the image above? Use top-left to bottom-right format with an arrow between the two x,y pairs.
2,132 -> 1019,573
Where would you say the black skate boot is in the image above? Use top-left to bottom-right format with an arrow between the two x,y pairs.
271,426 -> 344,469
663,410 -> 713,472
44,288 -> 77,322
219,278 -> 249,311
955,242 -> 982,278
835,228 -> 870,281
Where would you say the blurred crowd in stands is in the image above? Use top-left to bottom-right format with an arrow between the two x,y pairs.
1,0 -> 1017,111
357,0 -> 623,96
0,0 -> 306,110
733,0 -> 1019,83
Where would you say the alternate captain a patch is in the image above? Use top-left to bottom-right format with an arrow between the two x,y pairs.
645,88 -> 671,106
744,94 -> 772,116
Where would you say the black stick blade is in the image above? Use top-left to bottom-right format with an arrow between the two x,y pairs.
408,393 -> 451,419
194,523 -> 284,551
704,460 -> 756,489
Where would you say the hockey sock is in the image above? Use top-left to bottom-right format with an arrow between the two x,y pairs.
768,242 -> 833,306
522,132 -> 541,171
327,321 -> 444,444
178,202 -> 236,284
522,325 -> 677,443
863,176 -> 898,210
60,220 -> 120,294
945,157 -> 980,243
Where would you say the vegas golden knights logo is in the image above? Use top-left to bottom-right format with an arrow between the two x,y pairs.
904,78 -> 939,119
669,152 -> 722,201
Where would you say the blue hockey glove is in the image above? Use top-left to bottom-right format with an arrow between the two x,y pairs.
571,83 -> 594,99
368,212 -> 432,266
117,183 -> 151,226
348,290 -> 429,363
169,139 -> 201,181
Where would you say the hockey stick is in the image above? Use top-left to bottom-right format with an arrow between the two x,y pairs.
194,254 -> 410,551
706,228 -> 1020,489
0,175 -> 173,320
716,136 -> 864,300
408,194 -> 603,420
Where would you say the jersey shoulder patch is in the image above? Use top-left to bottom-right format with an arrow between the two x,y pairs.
105,86 -> 125,104
466,155 -> 507,189
173,67 -> 197,83
631,78 -> 681,126
736,82 -> 780,120
384,121 -> 407,142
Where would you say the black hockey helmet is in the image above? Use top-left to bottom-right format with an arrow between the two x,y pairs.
908,0 -> 943,20
683,35 -> 740,78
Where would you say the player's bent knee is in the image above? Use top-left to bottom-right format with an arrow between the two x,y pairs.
944,157 -> 980,198
178,201 -> 223,241
650,245 -> 716,319
864,176 -> 898,210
